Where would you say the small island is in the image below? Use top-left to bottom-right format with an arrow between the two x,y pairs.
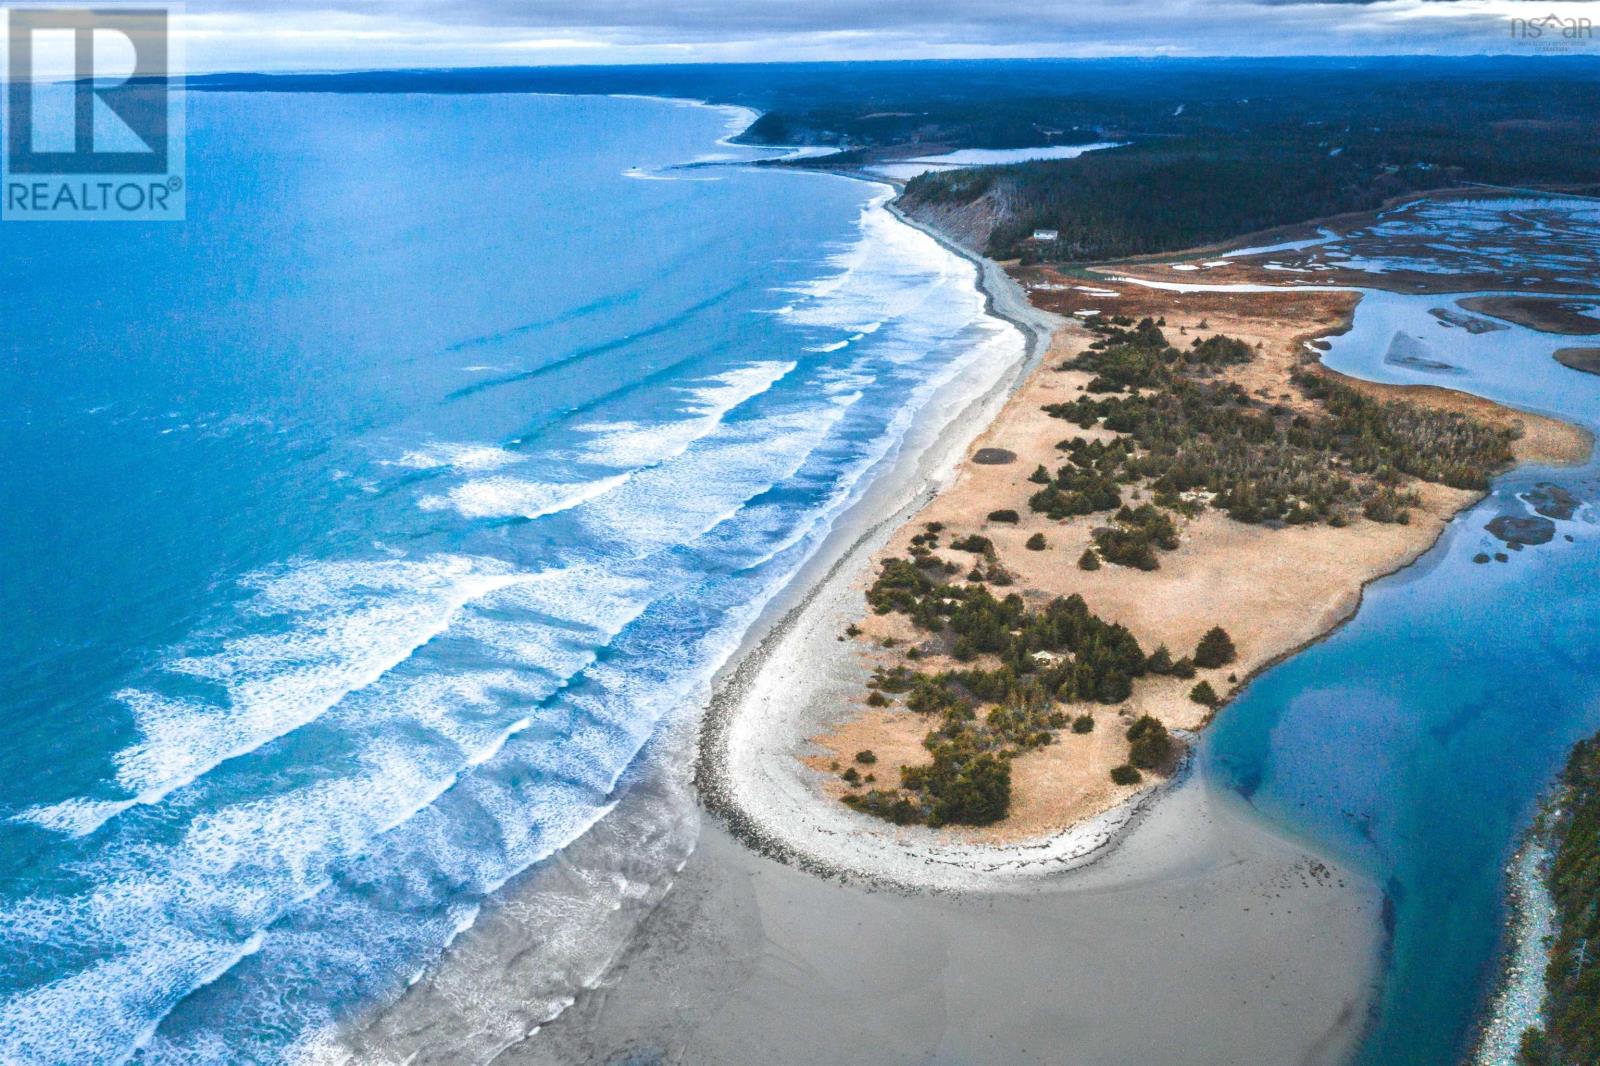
1459,296 -> 1600,337
1555,348 -> 1600,377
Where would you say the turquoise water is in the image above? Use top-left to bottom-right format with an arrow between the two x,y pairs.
1204,288 -> 1600,1065
0,92 -> 1019,1060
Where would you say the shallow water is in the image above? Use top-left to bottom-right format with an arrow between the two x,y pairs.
0,92 -> 1021,1061
867,141 -> 1121,181
1204,286 -> 1600,1065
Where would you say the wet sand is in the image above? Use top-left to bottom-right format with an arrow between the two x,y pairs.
517,775 -> 1381,1066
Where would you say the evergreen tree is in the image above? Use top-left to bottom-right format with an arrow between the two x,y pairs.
1194,626 -> 1237,668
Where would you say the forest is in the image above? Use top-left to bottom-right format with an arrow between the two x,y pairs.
1037,316 -> 1515,567
1519,734 -> 1600,1065
879,63 -> 1600,260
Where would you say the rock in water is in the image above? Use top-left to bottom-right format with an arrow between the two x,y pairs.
1485,515 -> 1556,546
1525,483 -> 1580,521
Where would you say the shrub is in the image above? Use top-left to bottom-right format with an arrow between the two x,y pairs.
1092,527 -> 1158,570
1126,715 -> 1172,769
951,534 -> 994,555
841,767 -> 861,785
847,561 -> 1156,826
1171,656 -> 1197,679
1363,488 -> 1416,524
1094,505 -> 1180,571
905,747 -> 1012,827
1078,548 -> 1101,571
1072,715 -> 1095,734
843,789 -> 921,824
873,666 -> 916,693
1096,671 -> 1133,704
1026,532 -> 1048,551
1110,764 -> 1143,786
1190,680 -> 1220,707
867,691 -> 889,707
1194,626 -> 1237,668
1517,1027 -> 1551,1066
855,750 -> 878,765
1029,464 -> 1052,484
987,509 -> 1020,524
1133,712 -> 1169,736
1146,645 -> 1174,675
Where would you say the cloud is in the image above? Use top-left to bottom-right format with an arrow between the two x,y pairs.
173,0 -> 1595,71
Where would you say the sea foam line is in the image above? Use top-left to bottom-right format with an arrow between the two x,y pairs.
16,556 -> 538,837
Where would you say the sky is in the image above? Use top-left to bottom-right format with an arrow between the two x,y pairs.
171,0 -> 1599,70
61,0 -> 1600,71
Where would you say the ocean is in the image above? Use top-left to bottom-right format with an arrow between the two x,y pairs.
0,91 -> 1021,1061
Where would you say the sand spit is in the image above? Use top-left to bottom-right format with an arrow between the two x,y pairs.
710,264 -> 1587,889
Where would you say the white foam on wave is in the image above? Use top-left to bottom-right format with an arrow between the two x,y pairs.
0,737 -> 476,1064
773,189 -> 969,336
0,923 -> 269,1065
0,543 -> 691,1060
13,796 -> 138,836
490,565 -> 654,638
573,360 -> 794,470
419,472 -> 630,521
715,320 -> 1017,579
580,397 -> 856,557
621,166 -> 718,183
18,556 -> 536,837
390,442 -> 523,473
606,94 -> 756,147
